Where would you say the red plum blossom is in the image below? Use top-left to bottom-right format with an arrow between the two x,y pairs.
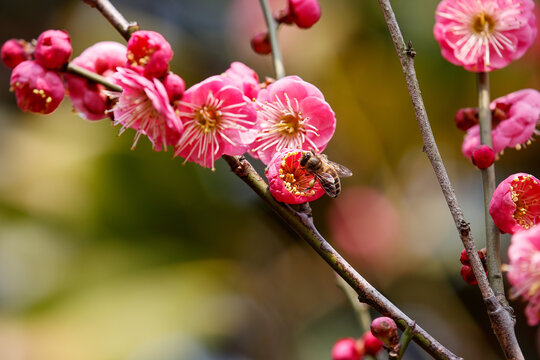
127,30 -> 173,79
505,226 -> 540,326
1,39 -> 33,69
174,75 -> 258,169
265,148 -> 325,204
489,173 -> 540,234
252,76 -> 335,164
434,0 -> 537,72
109,67 -> 183,151
64,41 -> 127,121
462,89 -> 540,158
287,0 -> 322,28
10,60 -> 64,114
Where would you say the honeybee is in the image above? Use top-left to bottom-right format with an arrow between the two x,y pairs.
299,149 -> 353,198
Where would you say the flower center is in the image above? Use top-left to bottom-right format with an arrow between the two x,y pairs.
472,12 -> 495,34
510,175 -> 540,230
276,114 -> 300,135
195,106 -> 220,133
279,151 -> 316,197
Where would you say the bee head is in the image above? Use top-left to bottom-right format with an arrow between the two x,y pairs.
299,151 -> 311,167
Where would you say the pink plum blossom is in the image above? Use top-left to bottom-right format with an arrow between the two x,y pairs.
64,41 -> 126,121
265,148 -> 325,204
174,75 -> 257,169
127,30 -> 173,79
462,89 -> 540,158
34,30 -> 72,70
109,67 -> 183,151
252,76 -> 336,165
489,173 -> 540,234
434,0 -> 537,72
1,39 -> 33,69
223,62 -> 261,99
10,60 -> 64,114
505,226 -> 540,326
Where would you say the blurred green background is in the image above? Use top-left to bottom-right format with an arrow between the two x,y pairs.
0,0 -> 540,359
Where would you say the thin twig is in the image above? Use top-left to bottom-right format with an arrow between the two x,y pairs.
83,0 -> 139,41
66,63 -> 122,92
376,0 -> 522,358
258,0 -> 286,79
477,72 -> 506,305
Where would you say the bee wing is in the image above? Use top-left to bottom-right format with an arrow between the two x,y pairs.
315,172 -> 339,198
328,161 -> 353,178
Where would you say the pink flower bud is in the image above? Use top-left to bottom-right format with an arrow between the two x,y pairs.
163,72 -> 186,104
1,39 -> 33,69
460,265 -> 478,285
10,60 -> 64,114
362,331 -> 383,356
265,149 -> 326,204
250,31 -> 272,55
454,107 -> 478,131
127,30 -> 173,79
331,338 -> 363,360
34,30 -> 72,70
288,0 -> 322,28
489,173 -> 540,234
370,317 -> 399,348
471,145 -> 495,169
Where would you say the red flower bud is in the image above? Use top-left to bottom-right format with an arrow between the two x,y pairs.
1,39 -> 33,69
460,265 -> 478,285
370,317 -> 399,348
34,30 -> 72,70
362,331 -> 383,355
250,31 -> 272,55
331,338 -> 363,360
471,145 -> 495,169
163,72 -> 186,104
454,107 -> 478,131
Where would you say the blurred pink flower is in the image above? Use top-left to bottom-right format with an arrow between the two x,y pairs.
462,89 -> 540,158
362,331 -> 383,356
331,338 -> 362,360
223,62 -> 261,99
489,173 -> 540,234
10,60 -> 64,114
434,0 -> 537,72
110,67 -> 183,151
162,72 -> 186,104
505,226 -> 540,326
265,148 -> 325,204
34,29 -> 72,70
252,76 -> 335,164
64,41 -> 126,121
174,75 -> 257,169
1,39 -> 32,69
287,0 -> 321,29
127,30 -> 173,79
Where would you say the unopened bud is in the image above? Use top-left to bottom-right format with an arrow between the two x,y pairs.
455,107 -> 478,131
163,72 -> 185,104
460,265 -> 477,285
34,30 -> 72,70
331,337 -> 363,360
370,317 -> 399,348
471,145 -> 495,169
362,330 -> 383,355
1,39 -> 33,69
250,31 -> 272,55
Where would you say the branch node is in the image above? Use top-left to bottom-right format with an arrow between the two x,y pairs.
458,219 -> 470,237
405,40 -> 416,58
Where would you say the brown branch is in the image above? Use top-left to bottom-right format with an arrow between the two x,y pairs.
223,155 -> 462,360
376,0 -> 522,358
83,0 -> 139,41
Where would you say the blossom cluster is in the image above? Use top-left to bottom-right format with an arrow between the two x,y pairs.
2,26 -> 338,201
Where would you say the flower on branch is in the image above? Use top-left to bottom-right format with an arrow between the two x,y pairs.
174,75 -> 258,170
126,30 -> 173,79
461,89 -> 540,159
489,173 -> 540,234
109,67 -> 183,151
434,0 -> 537,72
10,60 -> 64,114
265,148 -> 325,204
505,225 -> 540,326
222,62 -> 261,99
64,41 -> 127,121
251,76 -> 336,164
